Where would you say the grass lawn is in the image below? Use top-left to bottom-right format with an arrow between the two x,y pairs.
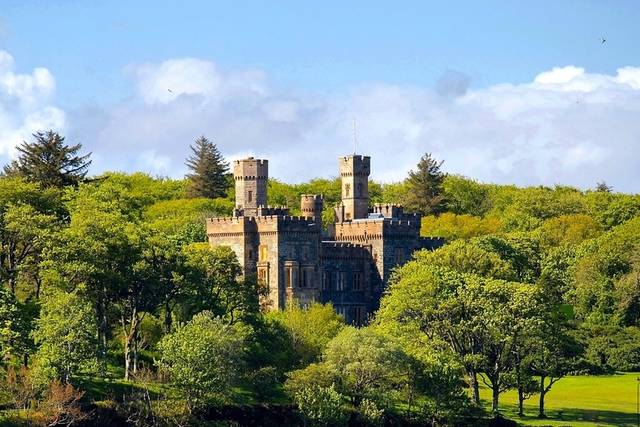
479,372 -> 639,426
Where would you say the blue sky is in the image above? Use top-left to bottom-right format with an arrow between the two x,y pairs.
1,1 -> 640,191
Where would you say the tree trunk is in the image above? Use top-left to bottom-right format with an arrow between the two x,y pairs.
538,376 -> 547,418
469,370 -> 480,405
517,386 -> 525,417
164,301 -> 172,333
492,385 -> 499,414
124,338 -> 132,381
133,327 -> 139,374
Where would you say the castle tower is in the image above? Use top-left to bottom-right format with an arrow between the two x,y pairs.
339,155 -> 370,220
234,157 -> 268,217
300,194 -> 324,222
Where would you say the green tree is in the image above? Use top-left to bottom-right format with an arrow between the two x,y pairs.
32,288 -> 97,383
443,175 -> 491,216
156,312 -> 247,411
0,287 -> 20,361
403,153 -> 446,215
323,327 -> 409,406
182,243 -> 262,324
3,131 -> 91,188
185,136 -> 229,199
293,384 -> 347,427
269,301 -> 344,368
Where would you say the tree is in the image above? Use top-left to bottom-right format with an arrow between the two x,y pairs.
185,136 -> 229,199
403,153 -> 446,215
32,288 -> 97,383
443,175 -> 491,216
156,312 -> 247,412
0,177 -> 62,297
323,327 -> 409,406
595,181 -> 613,193
0,286 -> 20,360
3,131 -> 91,188
182,243 -> 262,324
528,327 -> 582,418
293,384 -> 347,427
269,301 -> 344,368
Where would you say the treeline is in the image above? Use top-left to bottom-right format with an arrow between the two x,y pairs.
0,131 -> 639,426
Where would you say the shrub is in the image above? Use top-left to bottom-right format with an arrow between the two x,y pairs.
156,311 -> 247,411
294,384 -> 347,427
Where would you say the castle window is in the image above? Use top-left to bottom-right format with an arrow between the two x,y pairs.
259,245 -> 268,262
353,272 -> 363,291
285,267 -> 293,288
248,190 -> 253,202
322,271 -> 329,290
335,305 -> 347,319
257,266 -> 269,288
394,248 -> 405,265
344,183 -> 350,197
336,272 -> 346,291
354,306 -> 366,325
302,267 -> 314,288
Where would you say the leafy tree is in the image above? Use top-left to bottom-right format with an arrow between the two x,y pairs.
185,136 -> 229,199
3,131 -> 91,188
323,327 -> 409,406
421,212 -> 502,240
415,240 -> 516,280
403,153 -> 446,215
0,287 -> 20,361
0,177 -> 62,297
595,181 -> 613,193
443,175 -> 491,216
528,327 -> 582,418
182,243 -> 261,324
156,312 -> 247,411
293,384 -> 347,427
535,214 -> 601,250
32,288 -> 97,383
269,301 -> 344,368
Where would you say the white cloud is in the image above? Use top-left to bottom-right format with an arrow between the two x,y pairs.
0,50 -> 65,158
34,57 -> 640,194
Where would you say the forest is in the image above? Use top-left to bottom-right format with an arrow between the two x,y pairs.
1,132 -> 639,426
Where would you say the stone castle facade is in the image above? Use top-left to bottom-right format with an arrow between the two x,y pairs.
206,154 -> 444,324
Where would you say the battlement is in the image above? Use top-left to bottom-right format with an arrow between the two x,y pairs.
339,155 -> 371,177
372,203 -> 404,218
301,194 -> 324,219
420,236 -> 446,250
233,158 -> 268,178
322,241 -> 372,259
257,205 -> 290,216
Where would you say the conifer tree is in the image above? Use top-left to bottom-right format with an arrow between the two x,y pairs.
185,136 -> 229,198
403,153 -> 446,215
3,130 -> 91,188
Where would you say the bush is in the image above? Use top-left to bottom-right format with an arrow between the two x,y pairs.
248,366 -> 279,400
294,384 -> 347,427
156,311 -> 247,411
357,398 -> 385,426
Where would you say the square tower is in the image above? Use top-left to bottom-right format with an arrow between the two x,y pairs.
339,155 -> 370,220
234,157 -> 268,217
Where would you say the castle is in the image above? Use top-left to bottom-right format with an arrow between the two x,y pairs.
206,154 -> 444,324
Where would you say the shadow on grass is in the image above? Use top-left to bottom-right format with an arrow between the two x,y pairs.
515,407 -> 636,427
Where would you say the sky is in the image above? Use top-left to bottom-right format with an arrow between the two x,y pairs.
1,1 -> 640,191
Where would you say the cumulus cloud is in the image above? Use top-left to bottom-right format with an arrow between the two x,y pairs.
69,59 -> 640,193
0,50 -> 65,159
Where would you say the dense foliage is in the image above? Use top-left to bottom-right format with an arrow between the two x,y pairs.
0,131 -> 639,425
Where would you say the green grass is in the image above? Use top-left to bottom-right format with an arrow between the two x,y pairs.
479,372 -> 639,426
